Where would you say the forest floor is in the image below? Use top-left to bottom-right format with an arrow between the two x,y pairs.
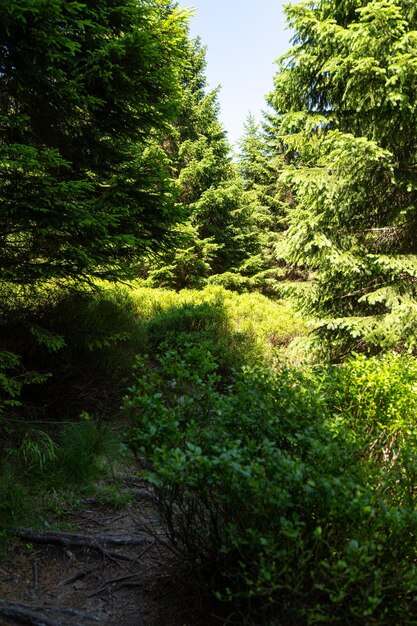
0,473 -> 220,626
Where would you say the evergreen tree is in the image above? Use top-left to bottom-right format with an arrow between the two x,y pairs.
238,114 -> 294,289
145,38 -> 258,290
270,0 -> 417,354
0,0 -> 188,285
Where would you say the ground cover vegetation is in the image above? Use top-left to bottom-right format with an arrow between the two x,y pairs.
2,0 -> 417,624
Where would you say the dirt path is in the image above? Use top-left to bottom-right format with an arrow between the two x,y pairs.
0,478 -> 216,626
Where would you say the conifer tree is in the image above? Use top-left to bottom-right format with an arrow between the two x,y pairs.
270,0 -> 417,353
145,38 -> 258,289
238,114 -> 293,289
0,0 -> 188,285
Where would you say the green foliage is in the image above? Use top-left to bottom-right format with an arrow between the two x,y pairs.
125,348 -> 417,624
324,352 -> 417,508
1,282 -> 300,429
0,418 -> 124,530
0,0 -> 188,285
0,280 -> 303,534
207,268 -> 288,296
10,428 -> 58,472
144,222 -> 218,290
330,353 -> 417,440
0,285 -> 148,420
53,419 -> 119,486
142,38 -> 259,288
144,296 -> 257,377
270,0 -> 417,354
130,285 -> 303,365
237,114 -> 292,290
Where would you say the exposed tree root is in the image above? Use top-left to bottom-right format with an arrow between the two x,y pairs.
11,528 -> 152,549
0,599 -> 62,626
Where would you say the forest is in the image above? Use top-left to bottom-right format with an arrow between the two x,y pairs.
2,0 -> 417,624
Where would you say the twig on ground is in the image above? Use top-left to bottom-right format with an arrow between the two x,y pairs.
58,569 -> 93,586
10,527 -> 152,565
87,573 -> 137,597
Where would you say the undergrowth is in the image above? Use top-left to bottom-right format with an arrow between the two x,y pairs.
0,283 -> 301,534
0,417 -> 126,530
125,345 -> 417,625
2,280 -> 417,624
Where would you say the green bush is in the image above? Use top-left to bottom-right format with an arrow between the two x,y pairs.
324,352 -> 417,509
130,284 -> 305,365
125,348 -> 417,624
207,269 -> 287,296
145,298 -> 257,377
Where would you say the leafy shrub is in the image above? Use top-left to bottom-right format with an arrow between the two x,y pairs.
324,352 -> 417,508
207,269 -> 287,296
207,271 -> 256,293
329,353 -> 417,439
131,285 -> 305,365
145,297 -> 257,377
125,348 -> 417,624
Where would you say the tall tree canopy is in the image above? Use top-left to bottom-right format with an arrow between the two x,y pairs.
270,0 -> 417,354
0,0 -> 188,285
237,113 -> 296,291
143,37 -> 258,289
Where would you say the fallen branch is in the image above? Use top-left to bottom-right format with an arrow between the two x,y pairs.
11,528 -> 152,549
0,599 -> 62,626
88,573 -> 137,597
58,569 -> 92,586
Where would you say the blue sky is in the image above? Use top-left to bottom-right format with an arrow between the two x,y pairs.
176,1 -> 292,148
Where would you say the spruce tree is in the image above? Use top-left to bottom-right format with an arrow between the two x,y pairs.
238,114 -> 294,290
270,0 -> 417,354
0,0 -> 188,285
145,38 -> 258,290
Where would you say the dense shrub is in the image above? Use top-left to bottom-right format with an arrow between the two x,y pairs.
125,348 -> 417,624
324,353 -> 417,509
145,299 -> 258,378
131,284 -> 304,365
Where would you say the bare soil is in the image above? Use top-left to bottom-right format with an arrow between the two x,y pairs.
0,477 -> 222,626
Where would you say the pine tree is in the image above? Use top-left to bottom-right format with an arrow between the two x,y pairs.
237,114 -> 295,290
0,0 -> 188,285
144,38 -> 258,290
270,0 -> 417,354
